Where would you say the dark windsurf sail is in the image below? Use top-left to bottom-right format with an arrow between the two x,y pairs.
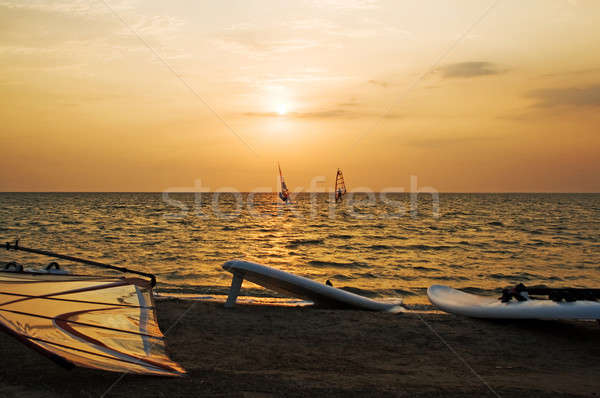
334,168 -> 347,202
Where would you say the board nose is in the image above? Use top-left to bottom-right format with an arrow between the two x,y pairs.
222,261 -> 234,271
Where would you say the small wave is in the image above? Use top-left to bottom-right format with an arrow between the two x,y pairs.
163,271 -> 208,280
307,260 -> 366,269
329,273 -> 354,281
328,234 -> 352,239
412,266 -> 440,272
488,221 -> 504,227
287,238 -> 325,247
444,211 -> 470,217
387,235 -> 408,240
494,239 -> 518,245
368,244 -> 392,250
520,228 -> 544,235
354,272 -> 379,279
61,220 -> 83,225
395,275 -> 419,281
487,272 -> 541,282
429,275 -> 468,281
157,285 -> 232,296
338,286 -> 377,297
391,288 -> 416,296
140,227 -> 168,234
401,244 -> 455,251
525,241 -> 548,247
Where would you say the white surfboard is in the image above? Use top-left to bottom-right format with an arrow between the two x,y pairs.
428,285 -> 600,320
222,260 -> 403,312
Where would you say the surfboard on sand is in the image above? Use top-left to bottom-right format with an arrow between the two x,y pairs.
428,284 -> 600,320
222,260 -> 403,312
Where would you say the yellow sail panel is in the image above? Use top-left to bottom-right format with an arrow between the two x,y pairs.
0,272 -> 185,377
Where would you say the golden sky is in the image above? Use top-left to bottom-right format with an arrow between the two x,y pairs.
1,0 -> 599,192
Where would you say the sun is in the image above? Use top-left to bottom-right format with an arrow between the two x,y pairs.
277,104 -> 288,115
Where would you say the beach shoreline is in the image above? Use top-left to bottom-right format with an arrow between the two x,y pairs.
0,299 -> 598,397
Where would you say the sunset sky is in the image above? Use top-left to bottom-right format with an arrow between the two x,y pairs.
1,0 -> 599,192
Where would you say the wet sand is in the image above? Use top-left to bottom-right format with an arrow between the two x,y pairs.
1,299 -> 599,397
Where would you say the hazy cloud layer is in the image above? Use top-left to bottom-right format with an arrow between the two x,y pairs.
0,0 -> 138,16
405,135 -> 497,148
368,79 -> 389,88
438,61 -> 507,79
528,85 -> 600,107
242,108 -> 402,119
310,0 -> 379,10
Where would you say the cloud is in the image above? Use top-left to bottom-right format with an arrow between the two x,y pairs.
538,67 -> 600,79
310,0 -> 379,10
243,109 -> 356,119
404,135 -> 497,148
338,98 -> 360,107
233,70 -> 353,90
0,0 -> 138,16
213,23 -> 319,55
438,61 -> 507,79
214,16 -> 409,57
527,85 -> 600,107
368,79 -> 389,88
0,1 -> 188,72
242,108 -> 402,119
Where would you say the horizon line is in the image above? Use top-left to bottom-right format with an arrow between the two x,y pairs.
1,191 -> 599,194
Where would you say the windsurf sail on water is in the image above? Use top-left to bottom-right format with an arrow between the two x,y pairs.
1,241 -> 185,376
334,168 -> 347,202
278,162 -> 290,203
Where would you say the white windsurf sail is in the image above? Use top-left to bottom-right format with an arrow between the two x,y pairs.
1,242 -> 185,376
278,162 -> 290,202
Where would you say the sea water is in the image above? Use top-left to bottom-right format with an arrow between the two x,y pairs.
1,192 -> 598,305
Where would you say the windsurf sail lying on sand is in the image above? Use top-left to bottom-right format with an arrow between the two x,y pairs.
1,242 -> 185,376
278,162 -> 290,202
334,168 -> 347,202
0,272 -> 185,376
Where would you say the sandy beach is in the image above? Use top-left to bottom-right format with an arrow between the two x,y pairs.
0,299 -> 598,397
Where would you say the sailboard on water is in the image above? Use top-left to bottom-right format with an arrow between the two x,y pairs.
1,241 -> 185,376
278,162 -> 290,203
334,168 -> 347,202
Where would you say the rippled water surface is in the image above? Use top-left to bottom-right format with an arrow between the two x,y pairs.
1,193 -> 599,304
